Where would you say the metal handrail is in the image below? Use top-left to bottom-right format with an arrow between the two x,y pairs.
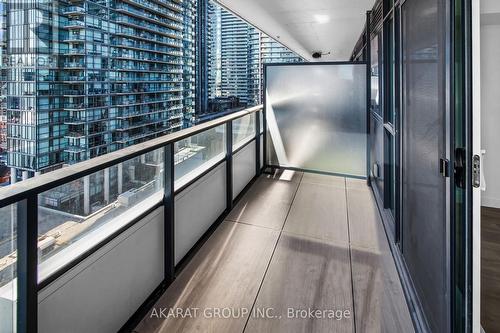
0,105 -> 262,207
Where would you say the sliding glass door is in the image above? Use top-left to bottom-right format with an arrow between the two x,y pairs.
401,0 -> 450,332
368,0 -> 473,330
383,6 -> 398,230
451,0 -> 473,331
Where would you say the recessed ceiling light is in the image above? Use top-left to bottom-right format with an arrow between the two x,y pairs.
314,14 -> 330,24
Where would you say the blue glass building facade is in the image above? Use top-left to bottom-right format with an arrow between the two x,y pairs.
0,0 -> 300,180
3,0 -> 196,178
206,1 -> 303,112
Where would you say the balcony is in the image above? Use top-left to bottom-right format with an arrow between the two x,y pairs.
0,85 -> 412,333
114,3 -> 184,30
64,130 -> 85,139
63,62 -> 85,69
61,48 -> 86,55
115,118 -> 174,131
114,121 -> 181,144
113,29 -> 183,48
64,145 -> 86,153
64,118 -> 86,125
112,41 -> 182,55
135,172 -> 413,333
112,16 -> 183,40
61,6 -> 85,16
63,20 -> 85,29
0,0 -> 484,330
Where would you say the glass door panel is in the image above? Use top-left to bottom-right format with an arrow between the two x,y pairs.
401,0 -> 449,332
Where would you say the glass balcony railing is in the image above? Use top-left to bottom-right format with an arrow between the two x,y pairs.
64,118 -> 86,124
111,40 -> 182,54
116,105 -> 182,118
232,113 -> 256,150
64,145 -> 87,153
115,123 -> 181,143
113,87 -> 182,94
109,75 -> 182,82
63,34 -> 86,42
162,1 -> 182,12
115,117 -> 178,131
174,124 -> 226,189
61,48 -> 86,55
38,148 -> 164,280
111,63 -> 183,73
0,105 -> 262,333
123,0 -> 184,22
114,3 -> 183,30
62,90 -> 86,96
63,62 -> 85,68
112,52 -> 182,62
62,6 -> 85,15
0,204 -> 17,333
114,29 -> 182,47
63,20 -> 85,28
65,131 -> 86,138
112,16 -> 182,39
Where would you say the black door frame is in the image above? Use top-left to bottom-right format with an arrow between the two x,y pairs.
367,0 -> 474,331
450,0 -> 473,331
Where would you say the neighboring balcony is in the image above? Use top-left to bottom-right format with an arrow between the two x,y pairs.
61,6 -> 85,16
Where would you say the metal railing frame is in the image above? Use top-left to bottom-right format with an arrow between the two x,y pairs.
0,105 -> 263,333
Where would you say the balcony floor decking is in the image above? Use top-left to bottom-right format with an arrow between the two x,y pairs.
134,171 -> 414,333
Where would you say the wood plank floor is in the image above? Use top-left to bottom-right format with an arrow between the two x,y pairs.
481,206 -> 500,333
346,179 -> 413,333
134,172 -> 414,333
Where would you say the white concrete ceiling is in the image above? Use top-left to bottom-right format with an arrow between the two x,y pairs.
481,0 -> 500,25
215,0 -> 376,61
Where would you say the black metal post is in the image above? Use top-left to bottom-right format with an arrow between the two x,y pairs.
366,11 -> 372,186
17,196 -> 38,333
395,5 -> 402,244
163,144 -> 175,282
226,121 -> 233,211
263,67 -> 268,171
255,111 -> 261,176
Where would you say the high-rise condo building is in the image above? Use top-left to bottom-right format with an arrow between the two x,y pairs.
205,2 -> 303,112
2,0 -> 196,181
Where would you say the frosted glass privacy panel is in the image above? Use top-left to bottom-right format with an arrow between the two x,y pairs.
265,64 -> 367,177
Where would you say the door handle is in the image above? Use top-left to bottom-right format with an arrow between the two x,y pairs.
440,158 -> 450,178
454,148 -> 465,188
472,154 -> 480,188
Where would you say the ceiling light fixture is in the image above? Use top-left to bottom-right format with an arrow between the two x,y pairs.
314,14 -> 330,24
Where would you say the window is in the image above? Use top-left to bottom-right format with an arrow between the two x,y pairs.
385,18 -> 396,126
371,35 -> 381,117
382,11 -> 399,218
